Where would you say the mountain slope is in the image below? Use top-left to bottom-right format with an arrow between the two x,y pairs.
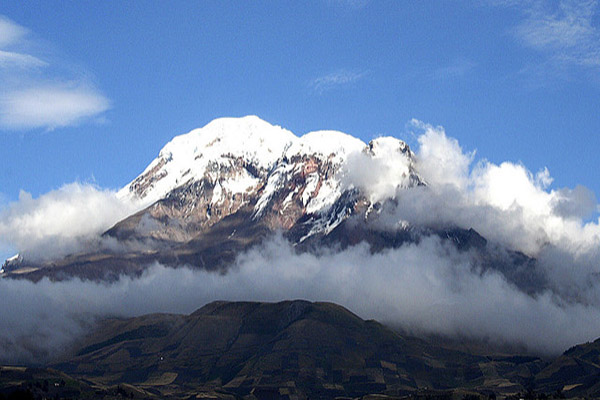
534,338 -> 600,397
55,300 -> 548,399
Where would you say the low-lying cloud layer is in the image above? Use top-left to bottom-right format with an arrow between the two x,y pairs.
2,235 -> 600,364
1,120 -> 600,363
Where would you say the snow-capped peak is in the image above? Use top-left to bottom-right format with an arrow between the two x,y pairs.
119,116 -> 419,220
1,253 -> 21,274
160,115 -> 297,165
119,116 -> 297,204
288,130 -> 365,161
105,117 -> 424,253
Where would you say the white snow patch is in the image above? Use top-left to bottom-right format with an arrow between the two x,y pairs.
302,173 -> 320,206
254,162 -> 295,218
288,130 -> 364,164
306,180 -> 340,215
220,171 -> 258,197
282,189 -> 297,210
211,181 -> 223,205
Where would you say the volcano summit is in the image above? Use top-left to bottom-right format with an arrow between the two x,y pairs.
4,116 -> 432,279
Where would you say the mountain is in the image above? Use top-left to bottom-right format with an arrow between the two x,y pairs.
4,300 -> 599,399
1,116 -> 536,290
2,116 -> 424,279
53,300 -> 549,399
109,116 -> 422,248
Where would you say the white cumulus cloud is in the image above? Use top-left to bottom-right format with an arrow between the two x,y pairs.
413,119 -> 475,190
0,183 -> 140,260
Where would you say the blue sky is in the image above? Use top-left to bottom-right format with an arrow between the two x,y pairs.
0,1 -> 599,204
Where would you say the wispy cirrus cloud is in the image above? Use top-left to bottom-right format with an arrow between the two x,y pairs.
0,84 -> 110,130
497,0 -> 600,74
310,69 -> 367,94
0,15 -> 110,131
517,0 -> 600,65
0,50 -> 47,69
0,16 -> 27,47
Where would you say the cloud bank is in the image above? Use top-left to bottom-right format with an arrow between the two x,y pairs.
340,120 -> 599,259
2,235 -> 600,364
0,15 -> 110,130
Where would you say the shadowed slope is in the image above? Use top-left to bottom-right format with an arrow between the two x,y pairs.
53,300 -> 552,399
